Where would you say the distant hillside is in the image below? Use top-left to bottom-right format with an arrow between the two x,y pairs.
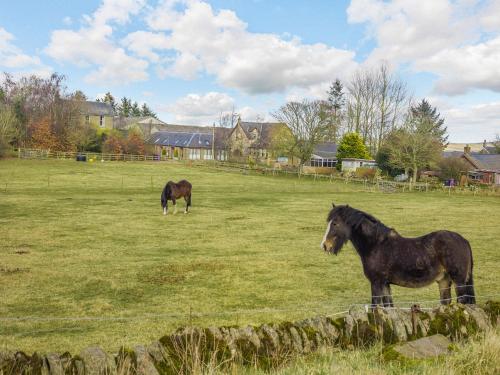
445,142 -> 494,152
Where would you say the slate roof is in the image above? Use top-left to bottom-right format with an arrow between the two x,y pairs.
238,121 -> 284,148
146,125 -> 231,149
80,101 -> 115,116
466,153 -> 500,171
312,142 -> 338,159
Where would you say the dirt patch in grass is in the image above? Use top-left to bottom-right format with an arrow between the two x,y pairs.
226,215 -> 247,221
0,266 -> 30,275
14,249 -> 30,255
138,261 -> 224,285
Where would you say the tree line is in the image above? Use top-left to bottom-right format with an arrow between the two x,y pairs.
96,92 -> 157,118
272,63 -> 456,182
0,73 -> 156,156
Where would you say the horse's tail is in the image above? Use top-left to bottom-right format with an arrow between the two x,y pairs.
161,184 -> 169,208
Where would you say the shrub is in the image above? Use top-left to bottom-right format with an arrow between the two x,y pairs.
438,157 -> 469,182
355,167 -> 376,180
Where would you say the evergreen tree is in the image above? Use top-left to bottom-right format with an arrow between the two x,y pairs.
327,79 -> 345,116
131,101 -> 141,117
118,97 -> 132,117
336,133 -> 370,159
336,133 -> 370,170
324,79 -> 345,142
141,103 -> 157,118
410,99 -> 448,145
102,92 -> 116,111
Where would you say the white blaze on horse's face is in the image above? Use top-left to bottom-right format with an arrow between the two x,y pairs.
321,220 -> 334,252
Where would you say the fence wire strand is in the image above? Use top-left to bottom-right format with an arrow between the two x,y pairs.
1,293 -> 498,324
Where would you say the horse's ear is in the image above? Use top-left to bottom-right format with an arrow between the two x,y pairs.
332,202 -> 335,208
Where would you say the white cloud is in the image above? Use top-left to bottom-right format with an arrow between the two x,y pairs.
129,0 -> 358,94
0,27 -> 52,76
347,0 -> 500,95
46,0 -> 149,85
442,101 -> 500,142
165,91 -> 237,124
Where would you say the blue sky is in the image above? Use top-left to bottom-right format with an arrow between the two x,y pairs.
1,0 -> 500,142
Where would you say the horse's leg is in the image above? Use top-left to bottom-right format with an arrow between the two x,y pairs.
184,194 -> 190,214
452,275 -> 475,304
371,281 -> 384,307
172,198 -> 177,214
437,275 -> 452,305
382,283 -> 393,307
163,200 -> 168,215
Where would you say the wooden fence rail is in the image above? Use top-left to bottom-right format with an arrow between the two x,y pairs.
17,148 -> 166,162
16,148 -> 493,195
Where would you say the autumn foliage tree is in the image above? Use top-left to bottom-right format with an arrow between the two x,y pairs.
1,73 -> 84,150
124,131 -> 145,155
103,132 -> 124,154
29,116 -> 59,150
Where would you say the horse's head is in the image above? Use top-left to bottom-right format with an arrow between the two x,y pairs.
320,203 -> 351,255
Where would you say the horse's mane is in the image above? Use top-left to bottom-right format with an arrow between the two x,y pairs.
328,205 -> 395,240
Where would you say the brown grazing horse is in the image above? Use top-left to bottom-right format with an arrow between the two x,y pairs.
320,204 -> 475,307
161,180 -> 192,215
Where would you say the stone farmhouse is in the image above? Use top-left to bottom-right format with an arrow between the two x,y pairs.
146,119 -> 286,162
80,101 -> 115,130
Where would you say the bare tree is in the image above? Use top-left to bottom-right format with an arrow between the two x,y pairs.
345,64 -> 408,153
218,106 -> 239,128
272,100 -> 329,167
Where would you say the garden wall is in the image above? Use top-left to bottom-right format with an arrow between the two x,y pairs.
1,301 -> 498,374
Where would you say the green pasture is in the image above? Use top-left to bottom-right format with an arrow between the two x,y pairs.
0,159 -> 499,353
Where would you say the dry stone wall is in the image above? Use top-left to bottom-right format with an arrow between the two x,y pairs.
1,301 -> 498,375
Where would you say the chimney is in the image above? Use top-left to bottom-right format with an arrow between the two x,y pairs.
464,144 -> 471,154
483,139 -> 487,148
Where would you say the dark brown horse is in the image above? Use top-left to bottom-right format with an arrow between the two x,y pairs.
320,204 -> 475,306
161,180 -> 192,215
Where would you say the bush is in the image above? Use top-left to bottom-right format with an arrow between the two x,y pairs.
355,167 -> 376,180
438,157 -> 469,181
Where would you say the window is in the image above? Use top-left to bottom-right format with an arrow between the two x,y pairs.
310,158 -> 337,168
218,150 -> 227,161
204,149 -> 213,160
189,149 -> 201,160
99,115 -> 105,128
85,115 -> 90,124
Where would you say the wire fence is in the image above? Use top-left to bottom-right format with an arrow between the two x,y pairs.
1,292 -> 498,324
188,160 -> 496,196
12,148 -> 498,196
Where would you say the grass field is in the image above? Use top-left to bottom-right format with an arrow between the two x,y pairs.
0,159 -> 499,354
